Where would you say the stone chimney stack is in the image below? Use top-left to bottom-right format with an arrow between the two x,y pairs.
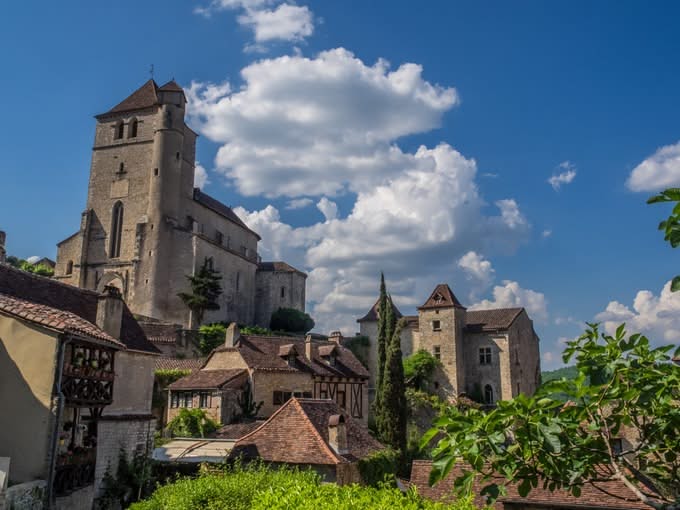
225,322 -> 240,347
329,331 -> 343,344
0,230 -> 6,264
96,286 -> 124,340
328,415 -> 349,455
305,334 -> 313,360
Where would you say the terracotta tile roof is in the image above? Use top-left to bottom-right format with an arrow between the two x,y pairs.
139,320 -> 181,344
217,335 -> 369,379
105,79 -> 160,115
193,189 -> 261,240
154,357 -> 205,371
409,461 -> 653,510
0,264 -> 159,354
418,284 -> 466,310
230,398 -> 383,465
257,261 -> 307,277
357,297 -> 403,323
465,308 -> 524,333
167,369 -> 248,390
211,421 -> 263,440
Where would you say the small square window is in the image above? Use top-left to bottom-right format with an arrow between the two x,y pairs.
433,345 -> 441,360
479,347 -> 492,365
432,320 -> 441,331
283,391 -> 292,402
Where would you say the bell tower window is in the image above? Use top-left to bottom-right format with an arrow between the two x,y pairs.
115,120 -> 124,140
129,118 -> 138,138
109,201 -> 124,258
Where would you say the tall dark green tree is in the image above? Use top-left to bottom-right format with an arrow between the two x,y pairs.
375,273 -> 388,395
377,317 -> 408,454
384,294 -> 397,363
177,257 -> 223,326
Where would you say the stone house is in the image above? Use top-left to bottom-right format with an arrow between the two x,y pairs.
409,460 -> 654,510
172,323 -> 370,424
229,398 -> 384,484
0,263 -> 159,509
53,78 -> 306,329
166,369 -> 248,425
358,283 -> 541,404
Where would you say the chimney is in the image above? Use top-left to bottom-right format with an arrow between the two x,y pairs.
328,415 -> 348,455
329,331 -> 343,344
305,334 -> 313,360
0,230 -> 5,264
96,286 -> 124,340
225,322 -> 240,347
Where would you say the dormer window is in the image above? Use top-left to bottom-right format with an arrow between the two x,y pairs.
433,292 -> 444,304
279,344 -> 297,367
319,344 -> 338,366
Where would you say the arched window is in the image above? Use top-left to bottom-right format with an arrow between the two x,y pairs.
66,260 -> 73,275
128,118 -> 138,138
115,120 -> 124,140
109,201 -> 124,258
484,384 -> 494,405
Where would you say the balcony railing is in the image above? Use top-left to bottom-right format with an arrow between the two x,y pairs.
54,448 -> 96,496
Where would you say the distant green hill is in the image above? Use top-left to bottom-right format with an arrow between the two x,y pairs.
541,365 -> 578,384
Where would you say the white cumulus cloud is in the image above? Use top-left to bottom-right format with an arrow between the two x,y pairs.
594,280 -> 680,344
548,161 -> 577,191
458,251 -> 495,287
194,162 -> 210,189
316,197 -> 338,222
470,280 -> 548,323
285,198 -> 313,210
626,140 -> 680,192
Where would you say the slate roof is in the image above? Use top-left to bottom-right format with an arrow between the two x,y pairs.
139,320 -> 181,344
157,80 -> 184,92
409,461 -> 653,510
257,261 -> 307,277
0,264 -> 159,354
193,188 -> 261,240
465,308 -> 524,333
230,398 -> 383,465
418,283 -> 466,310
154,357 -> 205,371
214,334 -> 369,379
101,79 -> 187,117
167,369 -> 248,390
357,297 -> 404,323
211,421 -> 263,440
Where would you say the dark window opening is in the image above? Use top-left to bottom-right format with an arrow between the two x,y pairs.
154,168 -> 159,176
129,118 -> 138,138
479,347 -> 492,365
65,260 -> 73,275
484,384 -> 494,405
280,286 -> 286,299
236,272 -> 240,292
117,162 -> 125,174
176,152 -> 180,161
337,390 -> 346,408
199,392 -> 211,408
109,201 -> 124,258
171,393 -> 179,408
115,121 -> 124,140
183,392 -> 193,408
216,230 -> 224,245
432,320 -> 441,331
302,391 -> 312,399
433,345 -> 441,360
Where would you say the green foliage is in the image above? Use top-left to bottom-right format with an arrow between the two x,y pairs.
238,380 -> 263,419
357,448 -> 399,486
153,368 -> 192,408
130,463 -> 465,510
178,257 -> 223,325
342,334 -> 370,368
376,317 -> 408,456
540,365 -> 578,384
269,307 -> 315,333
240,325 -> 274,335
404,350 -> 441,391
99,448 -> 153,508
376,273 -> 388,397
165,408 -> 219,438
7,256 -> 55,277
426,323 -> 680,509
648,187 -> 680,291
198,323 -> 227,355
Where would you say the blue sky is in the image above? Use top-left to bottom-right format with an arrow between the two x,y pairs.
2,1 -> 679,368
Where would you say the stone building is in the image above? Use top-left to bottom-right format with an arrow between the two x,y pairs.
358,283 -> 541,404
0,231 -> 5,264
170,323 -> 370,424
54,79 -> 306,329
0,263 -> 159,509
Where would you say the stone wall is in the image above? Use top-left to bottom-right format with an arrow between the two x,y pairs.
105,351 -> 155,416
254,270 -> 307,328
251,370 -> 314,418
507,311 -> 541,397
166,389 -> 242,425
462,332 -> 510,403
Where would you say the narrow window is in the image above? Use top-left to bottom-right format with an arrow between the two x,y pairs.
176,152 -> 180,161
236,272 -> 240,291
432,320 -> 441,331
129,118 -> 138,138
184,392 -> 193,408
170,393 -> 179,408
199,392 -> 211,408
280,286 -> 285,299
337,390 -> 346,408
215,230 -> 223,245
118,162 -> 125,174
273,391 -> 283,405
65,260 -> 73,275
484,384 -> 494,405
109,201 -> 124,258
115,120 -> 124,140
433,345 -> 441,360
479,347 -> 492,365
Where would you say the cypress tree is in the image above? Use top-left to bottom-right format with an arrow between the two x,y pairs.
384,294 -> 397,365
375,273 -> 388,394
377,317 -> 408,453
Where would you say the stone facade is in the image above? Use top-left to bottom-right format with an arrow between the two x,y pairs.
0,231 -> 5,264
358,283 -> 541,404
54,79 -> 306,329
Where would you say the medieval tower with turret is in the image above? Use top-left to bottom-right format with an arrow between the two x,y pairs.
55,79 -> 306,328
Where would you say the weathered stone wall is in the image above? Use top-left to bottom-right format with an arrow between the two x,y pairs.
254,270 -> 307,328
507,311 -> 541,397
104,351 -> 155,416
462,332 -> 510,403
251,370 -> 314,418
166,389 -> 242,425
203,349 -> 249,371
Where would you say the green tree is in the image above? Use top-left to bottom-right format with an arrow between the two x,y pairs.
648,187 -> 680,291
165,408 -> 219,438
377,317 -> 408,455
198,323 -> 227,355
375,273 -> 388,396
269,307 -> 315,333
403,349 -> 441,391
425,323 -> 680,509
238,380 -> 264,419
177,257 -> 223,326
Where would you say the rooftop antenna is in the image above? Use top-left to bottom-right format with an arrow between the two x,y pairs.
149,64 -> 154,80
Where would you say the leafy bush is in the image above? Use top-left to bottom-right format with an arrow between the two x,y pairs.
7,257 -> 55,277
198,323 -> 227,355
403,350 -> 440,391
130,464 -> 466,510
269,307 -> 315,333
357,448 -> 399,486
153,369 -> 192,408
165,408 -> 219,438
342,335 -> 370,368
240,325 -> 274,335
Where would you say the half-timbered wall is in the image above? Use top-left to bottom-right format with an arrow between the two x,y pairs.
313,377 -> 366,423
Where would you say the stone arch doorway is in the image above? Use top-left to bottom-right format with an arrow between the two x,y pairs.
97,271 -> 126,298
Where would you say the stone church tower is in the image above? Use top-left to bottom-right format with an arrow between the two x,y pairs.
55,79 -> 306,328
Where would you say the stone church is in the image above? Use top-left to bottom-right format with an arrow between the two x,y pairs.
358,283 -> 541,405
54,79 -> 306,328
